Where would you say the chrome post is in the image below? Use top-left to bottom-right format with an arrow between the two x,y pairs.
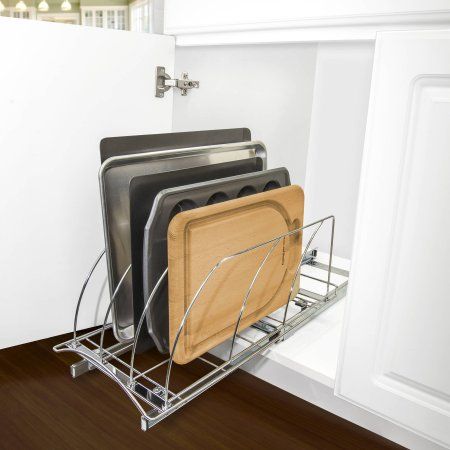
98,264 -> 132,360
164,261 -> 222,409
326,216 -> 335,295
73,249 -> 105,346
281,219 -> 326,326
128,268 -> 168,387
228,239 -> 281,360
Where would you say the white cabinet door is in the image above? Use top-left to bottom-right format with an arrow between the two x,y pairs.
336,30 -> 450,447
0,18 -> 174,348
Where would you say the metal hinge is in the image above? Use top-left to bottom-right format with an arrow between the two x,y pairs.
155,66 -> 199,98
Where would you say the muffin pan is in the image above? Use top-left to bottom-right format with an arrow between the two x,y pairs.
143,168 -> 290,353
129,158 -> 264,351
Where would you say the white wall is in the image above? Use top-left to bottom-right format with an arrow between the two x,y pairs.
172,43 -> 317,186
304,42 -> 375,259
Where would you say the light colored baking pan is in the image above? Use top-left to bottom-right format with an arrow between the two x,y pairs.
167,185 -> 304,364
143,167 -> 290,353
99,141 -> 267,342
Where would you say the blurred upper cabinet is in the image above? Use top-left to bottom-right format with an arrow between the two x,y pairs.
0,0 -> 163,33
164,0 -> 450,45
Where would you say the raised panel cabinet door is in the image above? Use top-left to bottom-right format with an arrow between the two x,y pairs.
336,30 -> 450,447
0,18 -> 174,348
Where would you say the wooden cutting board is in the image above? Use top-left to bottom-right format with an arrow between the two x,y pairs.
167,185 -> 304,364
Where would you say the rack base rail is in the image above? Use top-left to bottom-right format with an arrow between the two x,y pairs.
54,216 -> 348,431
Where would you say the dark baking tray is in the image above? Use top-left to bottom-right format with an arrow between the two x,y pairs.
130,158 -> 263,351
100,128 -> 251,163
142,167 -> 291,353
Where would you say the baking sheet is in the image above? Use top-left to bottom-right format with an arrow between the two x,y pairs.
100,128 -> 251,163
99,141 -> 267,342
142,168 -> 290,353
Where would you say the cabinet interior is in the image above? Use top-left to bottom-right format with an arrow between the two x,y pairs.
172,41 -> 376,260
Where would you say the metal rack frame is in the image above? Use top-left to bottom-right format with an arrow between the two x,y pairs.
53,215 -> 348,431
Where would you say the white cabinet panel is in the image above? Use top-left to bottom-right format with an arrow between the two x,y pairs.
304,42 -> 374,259
165,0 -> 450,45
336,30 -> 450,447
0,18 -> 174,348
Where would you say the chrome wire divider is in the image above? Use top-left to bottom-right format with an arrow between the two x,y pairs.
54,215 -> 348,430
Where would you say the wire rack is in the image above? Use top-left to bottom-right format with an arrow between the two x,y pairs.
53,215 -> 348,431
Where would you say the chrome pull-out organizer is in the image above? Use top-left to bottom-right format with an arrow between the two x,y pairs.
53,215 -> 348,431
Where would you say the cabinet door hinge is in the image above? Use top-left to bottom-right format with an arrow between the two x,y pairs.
155,66 -> 199,98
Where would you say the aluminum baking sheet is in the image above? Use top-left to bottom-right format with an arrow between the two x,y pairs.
99,141 -> 267,342
143,167 -> 290,353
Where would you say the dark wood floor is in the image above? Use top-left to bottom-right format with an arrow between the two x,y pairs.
0,331 -> 403,450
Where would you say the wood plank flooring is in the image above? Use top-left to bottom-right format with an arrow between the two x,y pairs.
0,331 -> 404,449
